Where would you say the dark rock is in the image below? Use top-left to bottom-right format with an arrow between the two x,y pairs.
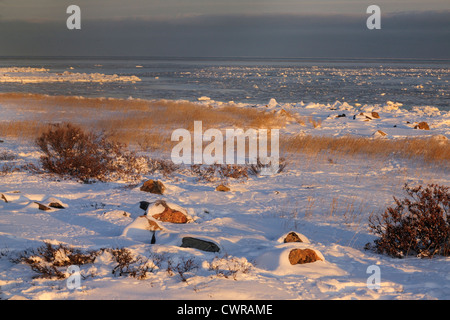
35,202 -> 51,211
181,237 -> 220,253
45,198 -> 65,209
336,114 -> 346,118
139,201 -> 150,211
283,232 -> 303,243
49,202 -> 65,209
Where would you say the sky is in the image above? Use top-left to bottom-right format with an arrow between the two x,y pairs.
0,0 -> 449,59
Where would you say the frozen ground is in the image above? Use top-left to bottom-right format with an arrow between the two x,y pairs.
0,95 -> 449,300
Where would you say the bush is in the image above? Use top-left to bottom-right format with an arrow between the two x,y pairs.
0,163 -> 17,176
108,248 -> 154,279
36,123 -> 147,182
0,151 -> 16,161
367,184 -> 450,258
190,163 -> 248,182
14,242 -> 98,279
207,254 -> 252,280
248,157 -> 287,176
167,257 -> 199,282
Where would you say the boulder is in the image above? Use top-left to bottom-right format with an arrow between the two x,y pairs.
146,217 -> 162,231
42,197 -> 67,209
140,180 -> 165,195
414,122 -> 430,130
215,184 -> 230,192
121,215 -> 162,243
35,202 -> 51,211
353,113 -> 370,121
139,201 -> 151,211
153,207 -> 188,224
371,111 -> 380,119
283,232 -> 303,243
150,200 -> 189,224
373,130 -> 388,138
288,248 -> 322,265
180,237 -> 220,253
48,198 -> 65,209
49,202 -> 64,209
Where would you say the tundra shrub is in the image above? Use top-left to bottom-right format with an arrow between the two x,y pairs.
15,242 -> 98,279
368,184 -> 450,258
36,123 -> 147,182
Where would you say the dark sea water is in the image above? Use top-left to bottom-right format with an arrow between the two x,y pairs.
0,57 -> 449,111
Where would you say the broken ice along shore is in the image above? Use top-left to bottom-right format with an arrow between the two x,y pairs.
0,67 -> 141,83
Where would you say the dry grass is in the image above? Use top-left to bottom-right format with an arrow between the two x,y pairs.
307,116 -> 322,128
1,93 -> 449,168
0,120 -> 52,140
0,93 -> 287,151
281,134 -> 450,168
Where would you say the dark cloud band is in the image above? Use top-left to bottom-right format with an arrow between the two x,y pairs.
1,11 -> 449,59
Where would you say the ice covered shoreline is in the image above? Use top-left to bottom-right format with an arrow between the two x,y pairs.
195,95 -> 450,139
0,67 -> 141,83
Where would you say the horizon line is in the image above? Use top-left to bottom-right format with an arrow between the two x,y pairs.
1,55 -> 449,62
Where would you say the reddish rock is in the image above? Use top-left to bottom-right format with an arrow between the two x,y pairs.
288,248 -> 322,265
151,201 -> 188,224
371,111 -> 380,119
215,184 -> 230,192
145,217 -> 162,231
414,122 -> 430,130
373,130 -> 388,137
140,180 -> 165,195
153,207 -> 188,224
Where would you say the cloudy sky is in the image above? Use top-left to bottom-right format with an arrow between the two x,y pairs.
0,0 -> 449,59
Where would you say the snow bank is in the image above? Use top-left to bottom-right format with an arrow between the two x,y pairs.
255,243 -> 346,278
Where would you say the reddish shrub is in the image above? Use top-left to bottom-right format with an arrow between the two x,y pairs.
367,184 -> 450,258
36,123 -> 147,182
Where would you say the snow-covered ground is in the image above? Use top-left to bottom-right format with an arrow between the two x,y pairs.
0,94 -> 449,300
